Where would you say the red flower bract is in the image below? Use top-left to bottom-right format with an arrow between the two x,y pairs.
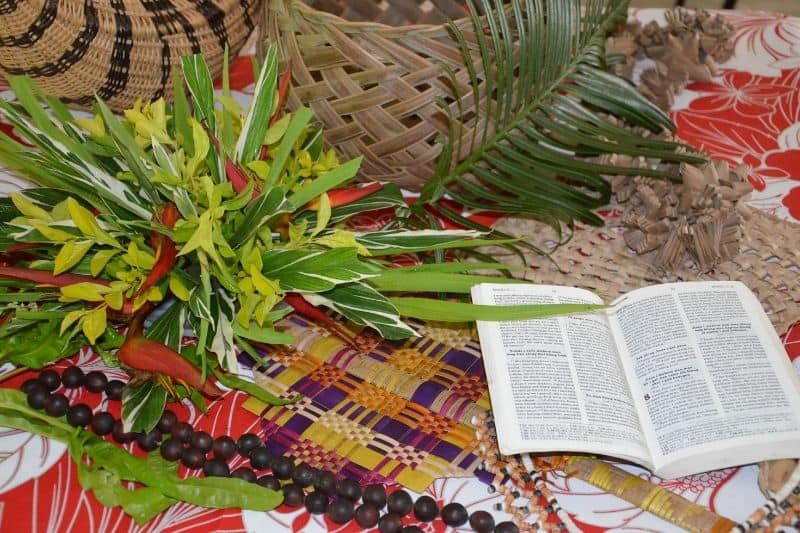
117,336 -> 222,398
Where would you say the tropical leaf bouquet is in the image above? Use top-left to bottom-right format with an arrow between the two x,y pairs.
0,46 -> 601,436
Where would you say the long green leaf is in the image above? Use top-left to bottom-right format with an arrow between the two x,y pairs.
391,297 -> 605,321
0,389 -> 284,521
302,284 -> 416,340
287,157 -> 362,209
232,322 -> 294,344
367,270 -> 526,293
235,45 -> 279,165
261,247 -> 380,292
230,187 -> 292,247
265,107 -> 314,187
356,230 -> 516,256
181,55 -> 216,131
212,368 -> 300,406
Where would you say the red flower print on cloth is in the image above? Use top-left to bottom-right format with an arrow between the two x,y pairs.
687,71 -> 794,117
673,63 -> 800,217
719,11 -> 800,76
782,185 -> 800,220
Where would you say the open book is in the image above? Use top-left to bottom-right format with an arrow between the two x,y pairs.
471,281 -> 800,479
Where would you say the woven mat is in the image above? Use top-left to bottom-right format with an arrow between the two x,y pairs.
241,314 -> 491,492
492,202 -> 800,334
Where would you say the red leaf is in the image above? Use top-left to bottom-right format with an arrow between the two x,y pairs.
117,336 -> 222,397
137,203 -> 180,298
0,266 -> 110,287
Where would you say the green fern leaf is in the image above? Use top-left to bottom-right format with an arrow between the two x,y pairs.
422,0 -> 706,229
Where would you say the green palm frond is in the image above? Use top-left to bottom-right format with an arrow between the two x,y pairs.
420,0 -> 705,231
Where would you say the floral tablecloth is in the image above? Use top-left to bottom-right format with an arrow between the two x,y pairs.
0,8 -> 798,533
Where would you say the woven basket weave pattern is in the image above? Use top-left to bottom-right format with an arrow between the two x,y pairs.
262,0 -> 484,189
0,0 -> 260,111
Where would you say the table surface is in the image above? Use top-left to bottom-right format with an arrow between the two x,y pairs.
0,8 -> 799,533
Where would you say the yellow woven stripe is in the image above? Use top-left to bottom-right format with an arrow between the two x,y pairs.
308,336 -> 346,362
442,424 -> 479,448
585,460 -> 613,491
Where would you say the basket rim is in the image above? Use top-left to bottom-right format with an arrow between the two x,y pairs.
271,0 -> 476,37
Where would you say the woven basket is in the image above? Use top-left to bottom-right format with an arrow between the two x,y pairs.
261,0 -> 479,190
0,0 -> 260,111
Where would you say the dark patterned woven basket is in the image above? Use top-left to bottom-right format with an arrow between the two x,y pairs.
0,0 -> 260,111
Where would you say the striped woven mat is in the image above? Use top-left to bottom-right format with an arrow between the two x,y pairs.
241,314 -> 492,491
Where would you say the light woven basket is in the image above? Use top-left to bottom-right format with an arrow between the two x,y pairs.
261,0 -> 480,190
0,0 -> 261,111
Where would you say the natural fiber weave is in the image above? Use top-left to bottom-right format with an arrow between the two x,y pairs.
0,0 -> 260,111
261,0 -> 481,189
241,315 -> 491,492
492,204 -> 800,335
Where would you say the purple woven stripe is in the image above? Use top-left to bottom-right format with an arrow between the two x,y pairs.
410,381 -> 445,404
431,440 -> 463,462
315,386 -> 348,409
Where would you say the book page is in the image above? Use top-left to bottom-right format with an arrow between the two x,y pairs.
609,281 -> 800,478
472,284 -> 650,465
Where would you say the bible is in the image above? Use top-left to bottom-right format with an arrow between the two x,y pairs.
471,281 -> 800,479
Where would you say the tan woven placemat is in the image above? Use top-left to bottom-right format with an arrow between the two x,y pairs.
489,202 -> 799,334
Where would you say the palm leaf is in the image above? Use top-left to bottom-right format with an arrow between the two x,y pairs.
420,0 -> 706,230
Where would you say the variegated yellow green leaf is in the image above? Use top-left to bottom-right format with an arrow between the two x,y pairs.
132,286 -> 163,310
186,118 -> 209,178
60,282 -> 109,302
216,94 -> 243,119
314,230 -> 370,256
237,292 -> 258,328
177,213 -> 214,257
11,192 -> 51,221
124,98 -> 172,147
249,265 -> 280,297
90,249 -> 119,277
50,199 -> 71,221
169,273 -> 191,301
122,241 -> 155,270
30,221 -> 74,242
53,240 -> 93,275
66,197 -> 97,237
104,290 -> 124,311
60,309 -> 87,335
245,160 -> 270,180
264,114 -> 290,145
73,114 -> 106,138
81,306 -> 107,344
240,246 -> 262,272
287,219 -> 309,248
66,197 -> 119,247
254,297 -> 279,327
312,193 -> 330,238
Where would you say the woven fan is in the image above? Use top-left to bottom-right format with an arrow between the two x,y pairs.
0,0 -> 260,111
261,0 -> 475,190
260,0 -> 703,234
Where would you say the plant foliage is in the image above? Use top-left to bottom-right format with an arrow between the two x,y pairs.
420,0 -> 705,233
0,46 -> 603,434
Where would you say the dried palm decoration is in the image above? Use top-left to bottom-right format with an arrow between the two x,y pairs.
607,8 -> 735,111
615,160 -> 752,271
0,0 -> 260,111
261,0 -> 706,234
